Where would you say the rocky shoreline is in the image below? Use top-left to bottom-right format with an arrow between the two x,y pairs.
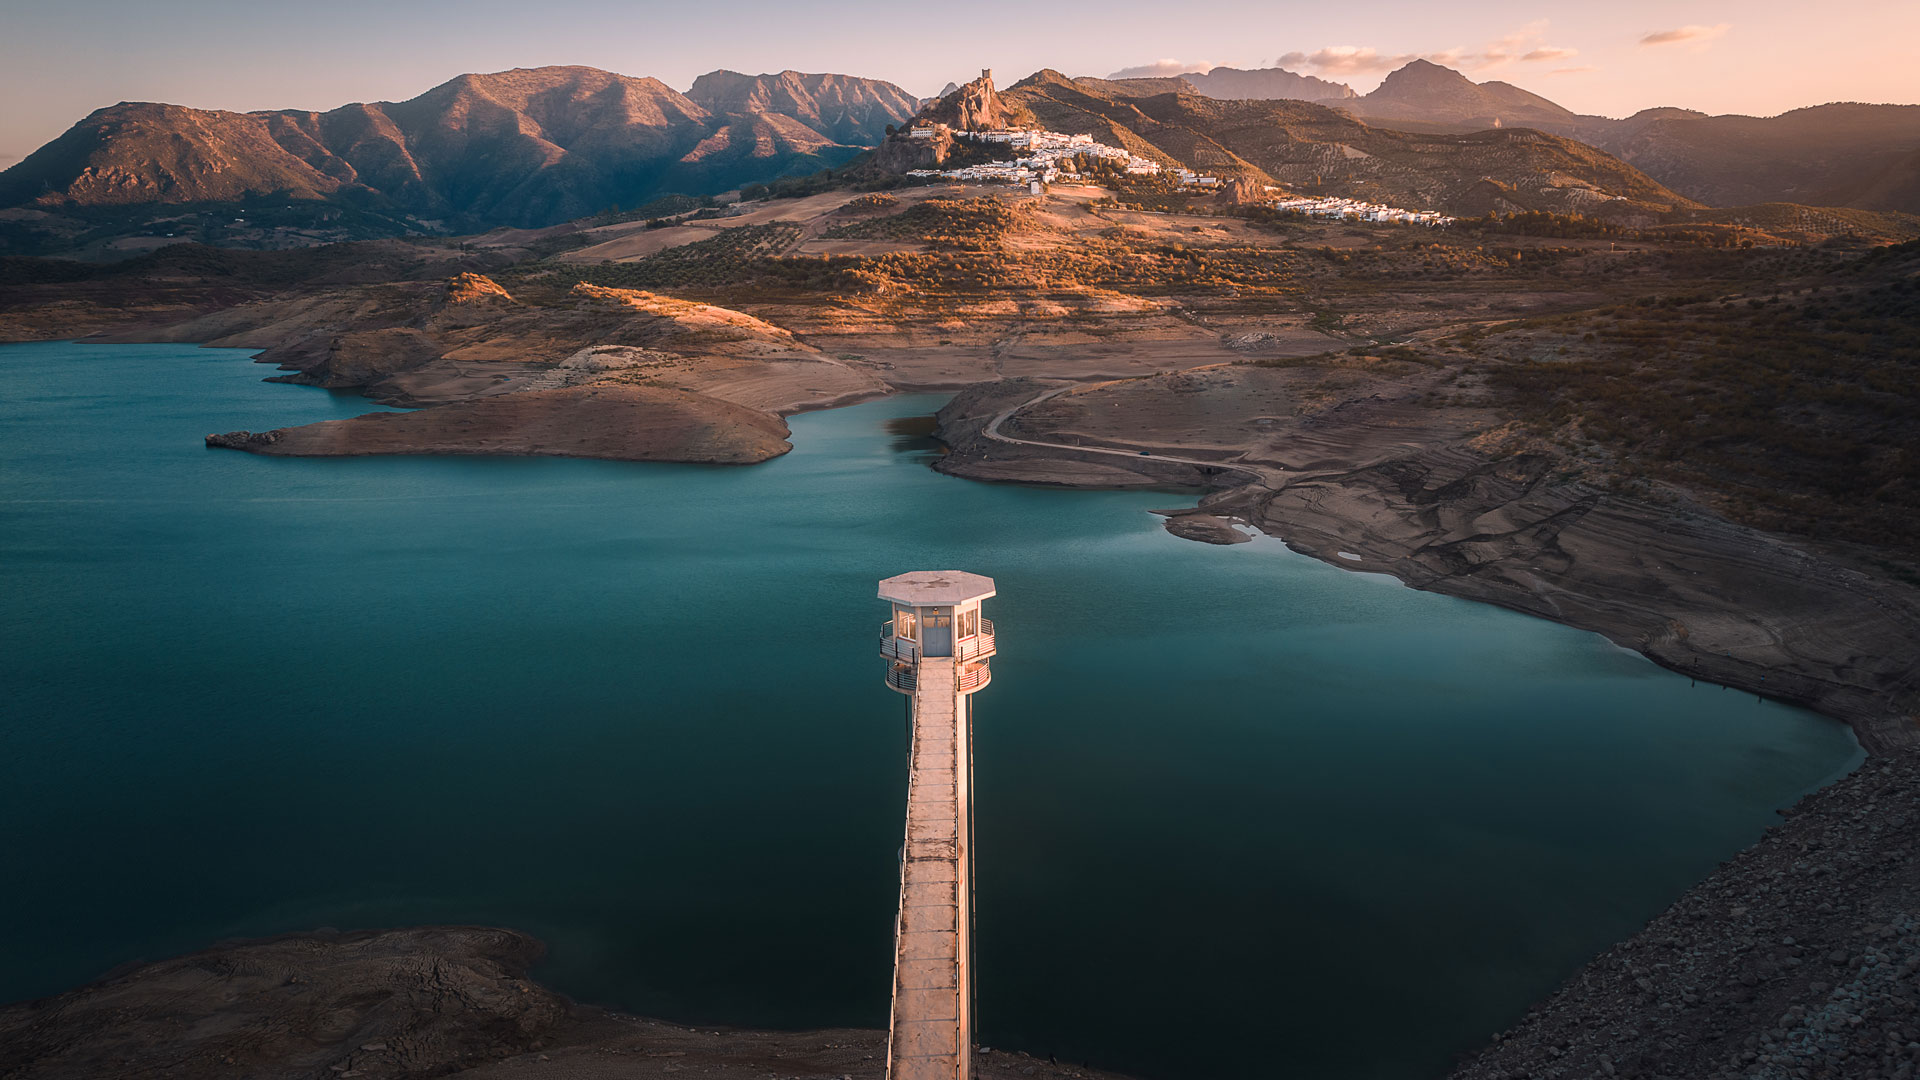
925,372 -> 1920,1078
931,377 -> 1920,757
1448,756 -> 1920,1080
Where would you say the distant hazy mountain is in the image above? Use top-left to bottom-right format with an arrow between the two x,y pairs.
685,70 -> 918,145
0,66 -> 917,229
1320,60 -> 1920,214
1180,66 -> 1355,102
997,70 -> 1694,217
1593,104 -> 1920,212
1341,59 -> 1575,129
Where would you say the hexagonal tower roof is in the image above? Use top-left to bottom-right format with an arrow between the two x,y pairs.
877,570 -> 996,607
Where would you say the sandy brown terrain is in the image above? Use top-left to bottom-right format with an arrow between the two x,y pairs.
113,274 -> 889,463
206,385 -> 792,463
562,187 -> 1006,264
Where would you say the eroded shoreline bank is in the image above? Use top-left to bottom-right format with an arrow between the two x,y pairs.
931,376 -> 1920,757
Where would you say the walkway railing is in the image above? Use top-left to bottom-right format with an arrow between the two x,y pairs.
885,664 -> 917,693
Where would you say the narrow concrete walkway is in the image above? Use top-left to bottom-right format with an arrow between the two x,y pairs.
888,656 -> 971,1080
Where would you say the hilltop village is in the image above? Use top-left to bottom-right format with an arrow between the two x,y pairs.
900,122 -> 1455,225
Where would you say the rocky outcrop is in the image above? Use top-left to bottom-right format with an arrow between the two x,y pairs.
873,127 -> 953,173
1159,511 -> 1251,544
912,70 -> 1031,133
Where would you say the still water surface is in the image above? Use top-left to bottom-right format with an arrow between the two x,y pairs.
0,342 -> 1860,1079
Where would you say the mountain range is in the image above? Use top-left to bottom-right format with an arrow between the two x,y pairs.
991,70 -> 1694,218
1170,60 -> 1920,213
0,67 -> 918,231
3,58 -> 1916,254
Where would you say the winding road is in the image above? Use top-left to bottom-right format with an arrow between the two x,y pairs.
978,384 -> 1287,491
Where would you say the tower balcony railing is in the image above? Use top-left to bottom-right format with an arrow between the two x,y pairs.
885,663 -> 916,693
956,661 -> 992,693
879,619 -> 995,663
957,618 -> 996,662
879,622 -> 918,663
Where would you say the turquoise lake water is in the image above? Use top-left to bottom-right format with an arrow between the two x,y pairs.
0,341 -> 1862,1079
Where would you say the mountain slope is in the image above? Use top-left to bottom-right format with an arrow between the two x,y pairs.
1594,103 -> 1920,211
1180,66 -> 1356,102
0,66 -> 905,230
1342,59 -> 1576,129
685,70 -> 917,144
998,71 -> 1695,217
1318,61 -> 1920,214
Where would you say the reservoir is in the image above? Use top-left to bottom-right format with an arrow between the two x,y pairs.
0,341 -> 1861,1079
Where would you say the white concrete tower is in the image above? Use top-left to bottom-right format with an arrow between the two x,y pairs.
878,570 -> 996,1080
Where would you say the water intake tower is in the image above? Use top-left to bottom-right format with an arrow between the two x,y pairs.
878,570 -> 996,1080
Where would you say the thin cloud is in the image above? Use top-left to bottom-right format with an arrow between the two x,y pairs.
1277,22 -> 1578,78
1548,66 -> 1597,76
1106,59 -> 1212,80
1277,47 -> 1402,75
1640,23 -> 1731,47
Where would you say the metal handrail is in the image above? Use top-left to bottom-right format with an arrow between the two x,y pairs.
882,620 -> 995,662
955,632 -> 994,662
886,664 -> 916,692
955,662 -> 991,692
879,621 -> 920,663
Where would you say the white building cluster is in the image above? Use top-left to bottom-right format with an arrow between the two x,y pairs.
1264,194 -> 1455,227
901,126 -> 1446,225
905,127 -> 1165,186
1171,168 -> 1220,188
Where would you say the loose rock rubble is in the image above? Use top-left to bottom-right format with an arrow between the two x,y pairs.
1451,756 -> 1920,1080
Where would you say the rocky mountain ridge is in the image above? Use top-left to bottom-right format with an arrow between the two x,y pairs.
1179,65 -> 1356,102
0,65 -> 917,231
6,56 -> 1917,250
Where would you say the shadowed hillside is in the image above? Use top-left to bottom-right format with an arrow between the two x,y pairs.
0,66 -> 916,232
